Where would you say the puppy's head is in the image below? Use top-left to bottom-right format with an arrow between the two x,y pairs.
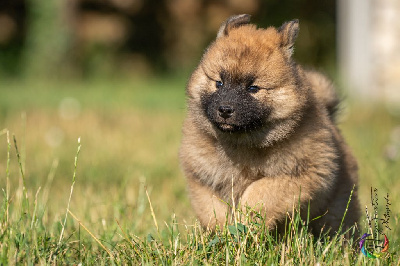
187,15 -> 312,147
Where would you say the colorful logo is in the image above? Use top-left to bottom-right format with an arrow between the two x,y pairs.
360,187 -> 392,259
359,233 -> 389,259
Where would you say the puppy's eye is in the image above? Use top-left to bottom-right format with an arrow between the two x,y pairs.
216,80 -> 223,88
247,85 -> 259,93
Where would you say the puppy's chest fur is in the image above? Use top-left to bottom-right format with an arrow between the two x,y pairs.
184,128 -> 330,203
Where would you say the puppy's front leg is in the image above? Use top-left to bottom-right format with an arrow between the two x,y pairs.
240,176 -> 316,230
187,178 -> 230,229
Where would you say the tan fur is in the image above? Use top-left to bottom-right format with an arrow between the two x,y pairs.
179,15 -> 360,235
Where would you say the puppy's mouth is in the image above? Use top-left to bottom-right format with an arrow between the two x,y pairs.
213,121 -> 262,133
216,123 -> 236,132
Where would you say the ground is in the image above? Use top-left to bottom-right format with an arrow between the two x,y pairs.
0,76 -> 399,264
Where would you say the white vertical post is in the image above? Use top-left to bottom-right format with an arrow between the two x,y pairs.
372,0 -> 400,113
337,0 -> 374,98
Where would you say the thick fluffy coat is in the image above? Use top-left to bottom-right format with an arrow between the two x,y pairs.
179,15 -> 360,234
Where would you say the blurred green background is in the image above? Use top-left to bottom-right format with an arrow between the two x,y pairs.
0,0 -> 336,78
0,0 -> 399,243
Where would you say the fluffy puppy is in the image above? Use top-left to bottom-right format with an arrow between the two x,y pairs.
179,14 -> 360,235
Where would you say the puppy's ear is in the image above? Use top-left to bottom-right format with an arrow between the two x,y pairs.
278,19 -> 299,57
217,14 -> 251,38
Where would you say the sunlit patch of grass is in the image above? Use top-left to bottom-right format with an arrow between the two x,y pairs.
340,102 -> 400,243
0,138 -> 397,264
0,77 -> 399,263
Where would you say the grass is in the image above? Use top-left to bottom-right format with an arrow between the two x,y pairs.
0,76 -> 400,264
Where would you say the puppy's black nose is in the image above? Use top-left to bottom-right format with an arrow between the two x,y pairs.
218,105 -> 234,119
